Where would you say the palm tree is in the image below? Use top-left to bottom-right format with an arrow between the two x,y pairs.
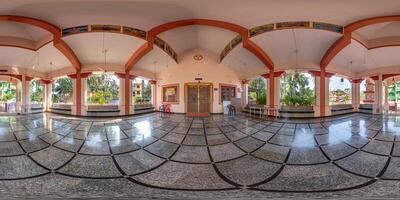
53,78 -> 73,103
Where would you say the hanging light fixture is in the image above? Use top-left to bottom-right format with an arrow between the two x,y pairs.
292,29 -> 299,80
101,32 -> 108,73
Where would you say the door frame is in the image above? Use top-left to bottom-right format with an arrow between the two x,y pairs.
184,82 -> 214,116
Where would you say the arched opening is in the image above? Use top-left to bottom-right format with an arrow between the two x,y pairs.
132,76 -> 154,114
132,77 -> 151,105
30,79 -> 44,110
329,75 -> 351,105
360,78 -> 374,105
384,76 -> 400,114
86,72 -> 120,105
52,77 -> 73,104
248,76 -> 267,106
280,70 -> 315,107
359,78 -> 374,114
280,70 -> 315,117
0,77 -> 17,113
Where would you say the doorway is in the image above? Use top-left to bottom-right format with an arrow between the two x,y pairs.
186,83 -> 212,116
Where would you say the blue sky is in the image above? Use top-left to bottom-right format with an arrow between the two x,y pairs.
330,76 -> 351,91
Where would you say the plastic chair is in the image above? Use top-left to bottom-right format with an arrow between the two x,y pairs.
165,104 -> 171,113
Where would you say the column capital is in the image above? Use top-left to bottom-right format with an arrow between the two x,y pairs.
25,76 -> 34,81
68,72 -> 92,79
261,71 -> 285,79
40,79 -> 52,85
115,72 -> 136,79
350,79 -> 363,84
309,70 -> 334,78
241,79 -> 249,84
370,75 -> 380,81
149,80 -> 157,85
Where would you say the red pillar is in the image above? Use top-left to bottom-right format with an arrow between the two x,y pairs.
269,71 -> 275,109
320,69 -> 326,117
76,71 -> 82,116
125,72 -> 130,115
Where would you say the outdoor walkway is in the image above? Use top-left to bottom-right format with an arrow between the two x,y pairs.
1,112 -> 400,199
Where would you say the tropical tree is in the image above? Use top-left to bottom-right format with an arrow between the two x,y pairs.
87,74 -> 119,105
248,77 -> 266,105
280,72 -> 315,106
30,80 -> 44,103
0,82 -> 16,102
52,78 -> 73,103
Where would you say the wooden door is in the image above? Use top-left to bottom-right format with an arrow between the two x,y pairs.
186,83 -> 211,116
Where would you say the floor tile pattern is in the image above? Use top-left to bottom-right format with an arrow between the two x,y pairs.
1,112 -> 400,199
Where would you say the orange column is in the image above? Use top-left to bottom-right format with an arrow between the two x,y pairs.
320,69 -> 326,116
76,71 -> 81,116
125,72 -> 130,115
269,71 -> 275,109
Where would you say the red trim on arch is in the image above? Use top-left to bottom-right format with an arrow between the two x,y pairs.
309,70 -> 335,78
370,75 -> 379,81
350,79 -> 363,84
383,74 -> 400,80
0,74 -> 22,81
125,19 -> 274,72
0,15 -> 81,71
125,41 -> 153,72
242,37 -> 274,70
320,15 -> 400,68
53,37 -> 81,70
261,71 -> 285,78
148,19 -> 248,39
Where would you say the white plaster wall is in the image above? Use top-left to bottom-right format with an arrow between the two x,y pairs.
156,49 -> 241,114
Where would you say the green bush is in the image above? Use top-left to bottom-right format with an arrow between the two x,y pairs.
280,72 -> 315,106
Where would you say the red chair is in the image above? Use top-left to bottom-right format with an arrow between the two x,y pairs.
165,104 -> 171,113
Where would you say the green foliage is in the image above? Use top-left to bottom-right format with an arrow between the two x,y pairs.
280,72 -> 315,106
87,90 -> 113,105
30,80 -> 43,103
52,78 -> 73,103
248,78 -> 266,105
388,83 -> 400,102
0,82 -> 16,102
87,74 -> 119,105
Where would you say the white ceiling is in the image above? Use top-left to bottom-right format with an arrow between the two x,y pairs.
0,46 -> 35,68
2,0 -> 400,29
252,29 -> 341,70
221,45 -> 267,79
0,21 -> 48,41
63,32 -> 146,67
356,22 -> 400,39
158,25 -> 237,57
328,40 -> 400,74
0,43 -> 70,74
135,46 -> 176,74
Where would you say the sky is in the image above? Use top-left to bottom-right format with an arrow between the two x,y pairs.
329,76 -> 351,91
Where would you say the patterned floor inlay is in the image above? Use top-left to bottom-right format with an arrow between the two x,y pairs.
2,113 -> 400,199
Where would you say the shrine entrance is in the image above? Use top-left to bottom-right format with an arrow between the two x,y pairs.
185,83 -> 213,117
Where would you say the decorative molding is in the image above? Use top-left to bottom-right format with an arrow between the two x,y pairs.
321,15 -> 400,68
68,72 -> 92,79
261,71 -> 285,78
149,80 -> 157,85
220,21 -> 344,63
309,70 -> 335,78
114,72 -> 136,79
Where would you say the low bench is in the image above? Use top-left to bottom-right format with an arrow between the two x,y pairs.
331,104 -> 354,116
50,104 -> 72,115
359,104 -> 373,114
86,105 -> 120,117
134,104 -> 155,114
30,106 -> 44,114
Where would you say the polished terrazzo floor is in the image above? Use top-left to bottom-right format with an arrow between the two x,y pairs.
2,112 -> 400,199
